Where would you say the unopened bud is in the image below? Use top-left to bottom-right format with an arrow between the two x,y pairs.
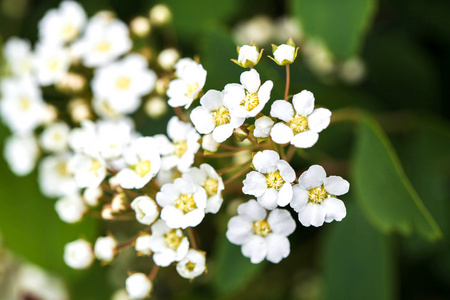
42,104 -> 58,124
101,204 -> 114,220
55,72 -> 86,93
155,77 -> 170,95
111,193 -> 129,213
68,98 -> 92,123
158,48 -> 180,71
202,134 -> 219,152
130,16 -> 151,37
233,126 -> 248,142
145,96 -> 167,119
149,4 -> 172,26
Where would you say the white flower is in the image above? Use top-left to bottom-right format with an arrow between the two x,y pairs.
63,239 -> 94,269
34,43 -> 71,86
68,153 -> 107,188
148,219 -> 189,267
135,233 -> 152,256
201,133 -> 219,152
3,134 -> 39,176
72,13 -> 131,67
38,153 -> 78,197
83,186 -> 103,206
3,37 -> 33,77
96,118 -> 135,160
167,58 -> 207,108
130,196 -> 159,225
242,150 -> 295,210
94,236 -> 117,262
190,89 -> 245,143
0,77 -> 46,134
226,199 -> 296,264
223,69 -> 273,118
183,163 -> 224,214
253,115 -> 274,138
125,273 -> 152,300
156,116 -> 200,172
116,137 -> 161,189
68,120 -> 98,155
55,193 -> 87,223
273,44 -> 296,65
92,54 -> 156,114
156,178 -> 207,229
176,249 -> 206,279
270,90 -> 331,148
236,45 -> 260,68
290,165 -> 349,227
39,122 -> 70,153
38,1 -> 86,45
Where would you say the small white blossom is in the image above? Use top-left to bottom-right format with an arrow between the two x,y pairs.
176,249 -> 206,279
253,115 -> 274,138
38,153 -> 78,197
270,90 -> 331,148
39,122 -> 70,153
55,193 -> 86,223
226,200 -> 296,263
156,178 -> 207,229
63,239 -> 94,269
130,196 -> 159,225
125,273 -> 152,300
235,45 -> 260,68
34,43 -> 71,86
3,37 -> 33,77
68,120 -> 98,155
190,89 -> 245,143
94,236 -> 117,262
201,133 -> 219,152
4,134 -> 40,176
148,219 -> 189,267
116,137 -> 161,189
272,44 -> 297,65
135,233 -> 152,256
223,69 -> 273,118
96,118 -> 135,160
242,150 -> 295,210
68,153 -> 107,188
291,165 -> 349,227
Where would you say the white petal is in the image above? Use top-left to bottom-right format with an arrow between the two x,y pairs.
252,150 -> 279,174
265,234 -> 290,263
292,90 -> 315,116
323,197 -> 347,223
323,176 -> 350,196
277,160 -> 296,183
242,171 -> 267,197
291,131 -> 319,148
200,89 -> 223,111
277,183 -> 293,207
298,165 -> 326,190
267,209 -> 296,236
257,189 -> 278,210
270,100 -> 294,122
212,124 -> 234,143
270,123 -> 294,144
153,251 -> 176,267
237,199 -> 267,221
242,236 -> 267,264
298,203 -> 326,227
257,80 -> 273,104
240,69 -> 260,94
226,216 -> 253,245
190,107 -> 215,134
290,184 -> 309,212
308,108 -> 331,133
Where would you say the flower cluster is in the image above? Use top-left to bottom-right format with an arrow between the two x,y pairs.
0,1 -> 350,298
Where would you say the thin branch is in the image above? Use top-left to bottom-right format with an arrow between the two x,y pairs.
223,166 -> 252,186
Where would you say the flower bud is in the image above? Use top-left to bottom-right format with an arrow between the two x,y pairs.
253,115 -> 274,138
135,233 -> 152,256
83,186 -> 103,207
101,204 -> 114,220
158,48 -> 180,71
232,44 -> 263,68
111,193 -> 129,213
271,38 -> 299,66
55,194 -> 87,223
149,4 -> 171,26
94,236 -> 117,263
201,134 -> 219,152
130,16 -> 151,37
55,72 -> 86,93
130,196 -> 159,225
63,239 -> 94,269
68,98 -> 92,123
126,273 -> 153,299
145,96 -> 168,119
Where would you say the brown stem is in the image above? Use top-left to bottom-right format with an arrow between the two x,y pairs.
148,264 -> 160,281
223,166 -> 252,186
187,227 -> 198,250
173,106 -> 188,122
116,235 -> 138,252
285,145 -> 296,163
198,149 -> 250,158
217,159 -> 252,174
284,64 -> 290,101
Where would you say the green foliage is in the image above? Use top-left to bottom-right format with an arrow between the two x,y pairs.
351,114 -> 441,240
291,0 -> 377,59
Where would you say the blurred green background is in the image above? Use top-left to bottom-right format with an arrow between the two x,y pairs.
0,0 -> 449,299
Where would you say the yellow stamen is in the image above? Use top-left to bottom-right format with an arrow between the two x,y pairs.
203,177 -> 219,196
47,59 -> 60,71
19,97 -> 30,111
61,24 -> 77,40
115,77 -> 131,90
175,194 -> 196,214
96,41 -> 111,53
265,170 -> 285,190
174,141 -> 188,158
134,160 -> 151,177
57,162 -> 68,176
289,114 -> 309,134
253,220 -> 271,237
212,107 -> 231,126
91,159 -> 103,177
186,82 -> 200,98
164,230 -> 182,250
308,185 -> 327,204
186,261 -> 197,272
240,93 -> 259,111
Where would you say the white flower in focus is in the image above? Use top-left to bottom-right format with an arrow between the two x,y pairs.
116,137 -> 161,189
190,89 -> 245,143
92,54 -> 156,114
176,249 -> 206,279
34,43 -> 71,86
38,1 -> 86,44
253,115 -> 274,138
226,199 -> 296,264
156,116 -> 200,172
0,77 -> 46,134
156,178 -> 207,229
290,165 -> 349,227
63,239 -> 94,269
55,193 -> 86,223
167,58 -> 207,108
233,44 -> 261,68
223,69 -> 273,118
94,236 -> 117,262
135,233 -> 152,256
270,90 -> 331,148
201,133 -> 219,152
148,219 -> 189,267
125,273 -> 152,300
183,163 -> 224,214
38,153 -> 78,197
130,196 -> 159,225
69,153 -> 107,188
272,43 -> 297,65
72,14 -> 131,67
242,150 -> 295,210
3,37 -> 33,77
4,134 -> 39,176
40,122 -> 70,153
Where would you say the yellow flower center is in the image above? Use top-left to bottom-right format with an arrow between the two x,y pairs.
185,82 -> 200,98
61,23 -> 77,40
289,114 -> 309,134
186,261 -> 197,272
175,194 -> 196,214
203,177 -> 219,197
57,161 -> 68,176
265,170 -> 285,190
133,160 -> 151,177
240,93 -> 259,111
90,159 -> 103,177
47,59 -> 60,72
308,185 -> 327,204
174,141 -> 188,158
253,220 -> 271,237
95,41 -> 111,53
212,107 -> 231,126
19,97 -> 30,111
115,76 -> 131,90
164,230 -> 182,250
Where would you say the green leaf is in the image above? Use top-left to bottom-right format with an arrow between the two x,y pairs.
322,202 -> 395,300
351,114 -> 441,240
291,0 -> 377,59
